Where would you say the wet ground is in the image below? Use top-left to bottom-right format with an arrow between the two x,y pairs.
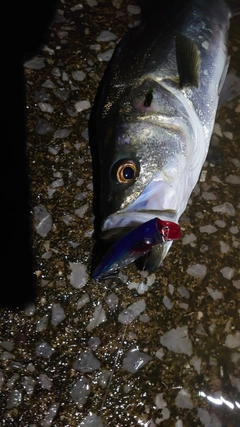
0,1 -> 240,426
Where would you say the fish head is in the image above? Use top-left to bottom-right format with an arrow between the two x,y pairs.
96,78 -> 194,269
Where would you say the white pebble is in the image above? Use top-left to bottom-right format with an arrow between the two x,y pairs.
24,56 -> 45,69
96,30 -> 118,42
90,44 -> 101,51
175,389 -> 193,409
223,131 -> 233,140
86,0 -> 97,6
230,225 -> 239,234
177,286 -> 190,298
190,356 -> 201,374
182,233 -> 196,245
105,292 -> 119,310
225,175 -> 240,184
186,264 -> 207,280
97,49 -> 115,62
225,332 -> 240,349
70,376 -> 91,405
86,304 -> 106,331
212,202 -> 235,216
41,403 -> 60,427
179,303 -> 189,310
69,262 -> 88,289
199,170 -> 207,182
75,204 -> 88,218
127,4 -> 141,14
53,129 -> 70,139
155,348 -> 165,359
77,294 -> 90,310
162,295 -> 173,309
215,219 -> 226,228
118,299 -> 146,325
51,303 -> 66,326
233,280 -> 240,289
98,370 -> 111,389
207,287 -> 223,300
122,349 -> 152,373
160,326 -> 192,356
232,158 -> 240,168
39,374 -> 52,390
75,100 -> 91,112
36,342 -> 54,359
220,241 -> 230,254
213,123 -> 223,136
73,350 -> 101,372
220,267 -> 235,279
34,205 -> 52,237
155,393 -> 167,409
200,225 -> 217,234
71,70 -> 86,81
202,192 -> 217,200
38,102 -> 54,113
50,178 -> 64,188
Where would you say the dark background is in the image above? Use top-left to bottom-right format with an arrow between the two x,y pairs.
1,0 -> 59,307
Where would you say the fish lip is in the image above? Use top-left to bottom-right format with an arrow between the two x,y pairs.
100,210 -> 178,242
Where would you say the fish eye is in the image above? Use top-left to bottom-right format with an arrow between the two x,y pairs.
114,159 -> 138,184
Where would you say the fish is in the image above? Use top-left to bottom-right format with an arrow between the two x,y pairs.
92,218 -> 181,279
91,0 -> 239,275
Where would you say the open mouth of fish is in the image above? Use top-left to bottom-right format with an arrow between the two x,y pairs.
99,209 -> 178,242
91,211 -> 181,280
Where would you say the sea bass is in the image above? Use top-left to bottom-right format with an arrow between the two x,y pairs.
92,0 -> 234,275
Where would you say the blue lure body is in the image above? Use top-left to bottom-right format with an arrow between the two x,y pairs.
92,217 -> 181,280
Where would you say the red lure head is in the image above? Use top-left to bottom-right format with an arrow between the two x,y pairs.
156,218 -> 181,241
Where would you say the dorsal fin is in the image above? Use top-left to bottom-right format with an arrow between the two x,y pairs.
175,33 -> 201,88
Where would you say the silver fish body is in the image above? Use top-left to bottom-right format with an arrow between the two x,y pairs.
94,0 -> 231,271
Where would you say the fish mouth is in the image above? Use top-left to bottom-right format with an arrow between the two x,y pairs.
100,209 -> 178,242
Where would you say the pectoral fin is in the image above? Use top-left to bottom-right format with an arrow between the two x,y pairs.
175,33 -> 201,88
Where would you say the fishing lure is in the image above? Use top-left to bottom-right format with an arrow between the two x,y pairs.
92,218 -> 181,280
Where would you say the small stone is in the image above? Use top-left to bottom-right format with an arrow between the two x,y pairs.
86,304 -> 106,331
118,300 -> 146,325
225,332 -> 240,349
220,267 -> 235,280
75,100 -> 91,112
96,30 -> 118,42
69,262 -> 88,289
160,326 -> 192,356
186,264 -> 207,280
175,389 -> 193,409
122,349 -> 152,373
51,303 -> 66,326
